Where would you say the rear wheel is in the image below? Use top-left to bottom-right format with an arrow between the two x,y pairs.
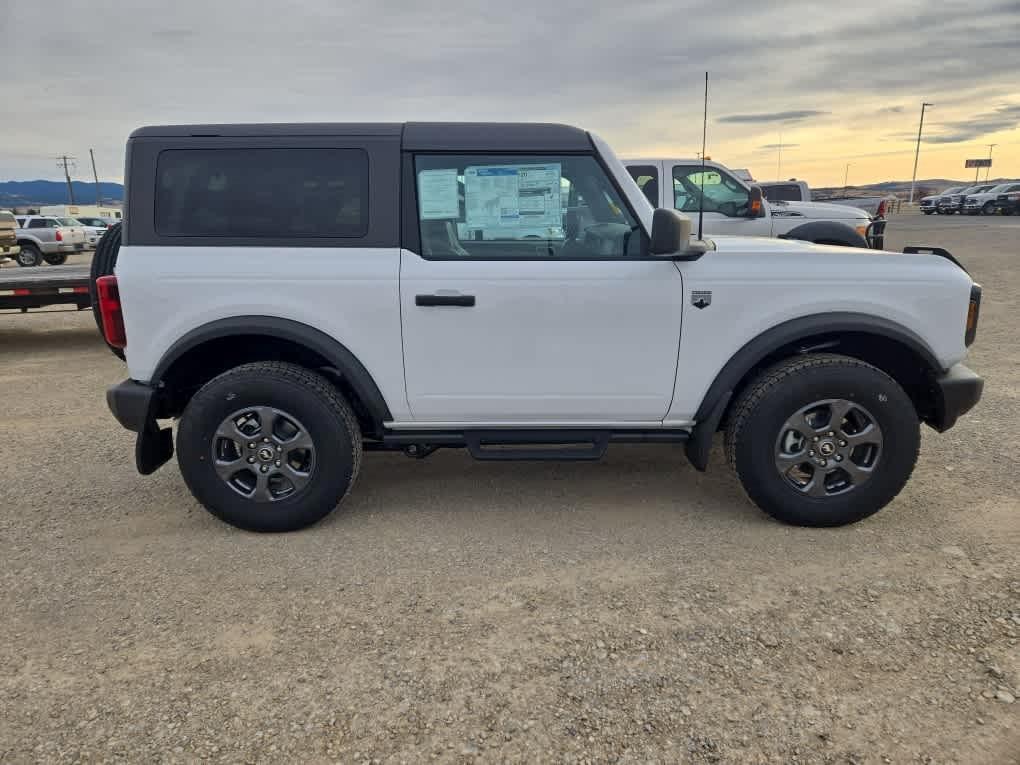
43,252 -> 68,265
725,354 -> 920,527
16,243 -> 42,267
176,362 -> 362,532
922,210 -> 934,215
982,202 -> 995,215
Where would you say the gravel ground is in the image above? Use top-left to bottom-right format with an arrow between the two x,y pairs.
1,213 -> 1017,763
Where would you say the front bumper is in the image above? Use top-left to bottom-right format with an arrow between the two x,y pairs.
929,364 -> 983,432
1,244 -> 20,257
107,380 -> 174,474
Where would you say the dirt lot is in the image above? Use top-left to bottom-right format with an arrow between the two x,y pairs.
1,213 -> 1017,763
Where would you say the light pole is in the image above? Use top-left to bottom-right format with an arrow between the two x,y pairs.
908,102 -> 933,204
985,144 -> 996,182
843,163 -> 850,197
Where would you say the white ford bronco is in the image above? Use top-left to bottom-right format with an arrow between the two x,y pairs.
98,122 -> 983,532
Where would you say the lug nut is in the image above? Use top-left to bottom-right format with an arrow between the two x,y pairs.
263,437 -> 270,443
839,440 -> 847,447
248,442 -> 256,449
275,460 -> 281,467
827,431 -> 835,437
247,456 -> 255,464
276,445 -> 282,452
260,465 -> 269,473
835,455 -> 843,462
818,458 -> 828,467
813,436 -> 820,442
808,450 -> 815,456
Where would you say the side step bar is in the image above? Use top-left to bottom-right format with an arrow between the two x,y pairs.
373,428 -> 690,461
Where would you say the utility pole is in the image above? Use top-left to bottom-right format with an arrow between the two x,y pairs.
985,144 -> 996,182
56,155 -> 77,205
843,163 -> 850,197
89,149 -> 101,207
908,102 -> 933,204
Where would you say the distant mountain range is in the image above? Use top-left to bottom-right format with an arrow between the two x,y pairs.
0,180 -> 124,207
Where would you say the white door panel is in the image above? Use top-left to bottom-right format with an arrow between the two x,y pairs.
400,250 -> 684,422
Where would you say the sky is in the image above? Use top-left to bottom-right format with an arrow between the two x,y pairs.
2,0 -> 1019,187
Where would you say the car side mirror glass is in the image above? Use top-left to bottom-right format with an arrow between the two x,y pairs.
748,185 -> 765,218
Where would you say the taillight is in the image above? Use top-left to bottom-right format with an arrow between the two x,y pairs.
55,229 -> 63,241
965,284 -> 982,347
876,200 -> 886,217
95,275 -> 127,349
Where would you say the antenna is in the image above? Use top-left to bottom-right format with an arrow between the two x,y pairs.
697,71 -> 708,242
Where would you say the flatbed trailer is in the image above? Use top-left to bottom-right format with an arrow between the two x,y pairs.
0,264 -> 92,312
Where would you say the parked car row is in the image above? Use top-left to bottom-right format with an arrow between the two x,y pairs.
919,182 -> 1020,215
0,212 -> 119,266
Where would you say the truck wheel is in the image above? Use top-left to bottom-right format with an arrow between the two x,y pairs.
43,253 -> 68,265
176,362 -> 363,532
981,202 -> 995,215
725,353 -> 920,527
89,223 -> 124,360
16,243 -> 43,267
922,210 -> 934,215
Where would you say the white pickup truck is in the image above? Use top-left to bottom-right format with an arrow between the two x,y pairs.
13,215 -> 88,266
625,160 -> 883,249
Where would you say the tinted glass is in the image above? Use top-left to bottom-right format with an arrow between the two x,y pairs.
414,154 -> 643,259
673,165 -> 749,217
626,165 -> 660,207
763,184 -> 802,202
155,148 -> 368,238
57,217 -> 80,226
28,219 -> 48,228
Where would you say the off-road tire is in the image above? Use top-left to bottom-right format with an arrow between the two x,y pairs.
725,353 -> 920,527
89,223 -> 124,359
177,362 -> 362,532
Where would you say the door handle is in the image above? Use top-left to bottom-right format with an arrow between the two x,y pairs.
415,294 -> 476,307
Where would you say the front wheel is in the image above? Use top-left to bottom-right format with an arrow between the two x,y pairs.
725,354 -> 920,527
176,362 -> 363,532
43,252 -> 68,265
982,202 -> 996,215
922,210 -> 934,215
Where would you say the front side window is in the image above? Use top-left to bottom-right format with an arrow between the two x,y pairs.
57,217 -> 80,226
414,154 -> 643,258
28,219 -> 49,228
155,148 -> 368,238
626,165 -> 660,207
673,165 -> 750,217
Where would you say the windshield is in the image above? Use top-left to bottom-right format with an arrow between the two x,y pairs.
57,217 -> 81,226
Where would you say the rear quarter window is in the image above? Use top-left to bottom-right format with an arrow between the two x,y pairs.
154,148 -> 369,238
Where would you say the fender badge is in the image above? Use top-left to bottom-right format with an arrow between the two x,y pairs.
691,290 -> 712,309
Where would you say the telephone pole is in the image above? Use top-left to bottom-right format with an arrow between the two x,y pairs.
985,144 -> 996,182
908,102 -> 933,204
89,149 -> 101,207
843,163 -> 850,197
56,155 -> 77,205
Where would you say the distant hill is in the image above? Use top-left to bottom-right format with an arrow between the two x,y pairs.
812,178 -> 1014,199
0,180 -> 124,207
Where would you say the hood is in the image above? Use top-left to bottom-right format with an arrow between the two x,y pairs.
769,200 -> 871,220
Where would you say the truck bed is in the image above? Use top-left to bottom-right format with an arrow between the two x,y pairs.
0,264 -> 92,311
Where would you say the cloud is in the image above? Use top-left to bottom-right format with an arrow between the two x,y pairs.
759,143 -> 800,150
719,111 -> 827,124
924,103 -> 1020,143
876,106 -> 905,115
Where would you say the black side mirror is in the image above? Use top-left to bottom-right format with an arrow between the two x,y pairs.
649,208 -> 690,256
748,185 -> 765,218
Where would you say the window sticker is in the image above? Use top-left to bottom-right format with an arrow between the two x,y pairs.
418,168 -> 461,220
464,164 -> 562,230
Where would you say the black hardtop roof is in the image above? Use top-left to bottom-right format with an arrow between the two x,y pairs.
129,122 -> 593,152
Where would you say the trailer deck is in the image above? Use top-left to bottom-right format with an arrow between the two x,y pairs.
0,264 -> 92,312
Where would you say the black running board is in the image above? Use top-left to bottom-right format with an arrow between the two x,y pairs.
466,430 -> 610,461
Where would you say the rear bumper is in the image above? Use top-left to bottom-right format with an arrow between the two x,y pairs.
929,364 -> 983,432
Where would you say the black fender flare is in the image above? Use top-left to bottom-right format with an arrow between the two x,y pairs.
684,312 -> 941,471
151,316 -> 393,429
779,220 -> 868,248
